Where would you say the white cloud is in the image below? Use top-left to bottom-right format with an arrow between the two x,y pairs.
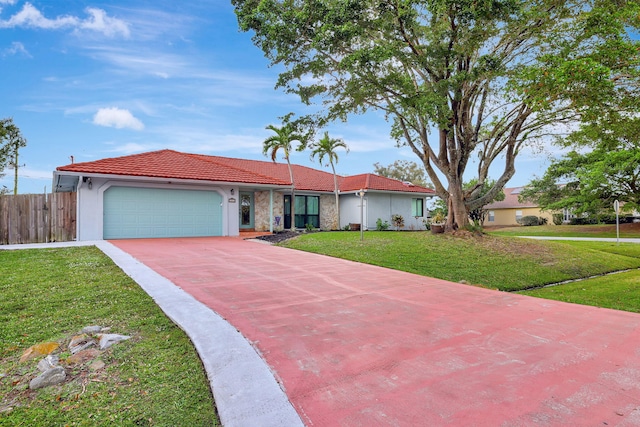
78,8 -> 130,38
3,41 -> 30,57
0,0 -> 16,13
0,3 -> 78,29
93,107 -> 144,131
0,3 -> 129,38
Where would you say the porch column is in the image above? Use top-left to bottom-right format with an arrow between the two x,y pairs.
269,189 -> 274,233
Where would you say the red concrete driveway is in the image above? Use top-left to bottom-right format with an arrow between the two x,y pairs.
112,237 -> 640,426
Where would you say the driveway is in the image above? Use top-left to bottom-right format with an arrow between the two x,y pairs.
111,237 -> 640,426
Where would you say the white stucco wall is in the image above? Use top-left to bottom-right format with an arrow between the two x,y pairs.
74,177 -> 238,241
340,194 -> 368,230
339,192 -> 430,231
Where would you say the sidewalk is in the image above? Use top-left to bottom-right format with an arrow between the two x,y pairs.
519,236 -> 640,243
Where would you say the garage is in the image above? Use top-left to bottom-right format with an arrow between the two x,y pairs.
103,186 -> 223,239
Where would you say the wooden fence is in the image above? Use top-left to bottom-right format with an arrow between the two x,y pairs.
0,192 -> 76,245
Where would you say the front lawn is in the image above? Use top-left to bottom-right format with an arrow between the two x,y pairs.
520,270 -> 640,313
0,246 -> 219,426
280,231 -> 640,292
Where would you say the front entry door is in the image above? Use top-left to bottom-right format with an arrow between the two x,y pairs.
239,192 -> 254,229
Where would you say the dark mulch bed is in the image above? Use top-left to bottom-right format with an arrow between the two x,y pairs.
254,231 -> 303,243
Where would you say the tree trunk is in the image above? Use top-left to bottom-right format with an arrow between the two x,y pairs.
13,149 -> 18,195
446,180 -> 469,231
331,162 -> 340,230
290,189 -> 296,231
286,158 -> 295,231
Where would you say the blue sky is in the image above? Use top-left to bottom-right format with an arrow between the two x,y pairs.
0,0 -> 553,194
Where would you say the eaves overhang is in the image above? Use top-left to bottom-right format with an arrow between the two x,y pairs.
52,171 -> 293,192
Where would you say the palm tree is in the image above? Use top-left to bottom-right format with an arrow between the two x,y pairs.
309,131 -> 349,230
263,123 -> 303,230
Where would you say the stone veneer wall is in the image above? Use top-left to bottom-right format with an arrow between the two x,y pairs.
319,194 -> 338,230
253,192 -> 337,231
254,191 -> 285,232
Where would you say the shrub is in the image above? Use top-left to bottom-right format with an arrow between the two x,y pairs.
519,215 -> 540,226
552,213 -> 563,225
376,218 -> 390,231
391,214 -> 404,230
465,220 -> 484,233
597,213 -> 618,224
539,217 -> 548,225
569,217 -> 598,225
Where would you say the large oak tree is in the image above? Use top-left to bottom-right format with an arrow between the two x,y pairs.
234,0 -> 640,230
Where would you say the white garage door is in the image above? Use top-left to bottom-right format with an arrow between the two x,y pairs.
103,186 -> 223,239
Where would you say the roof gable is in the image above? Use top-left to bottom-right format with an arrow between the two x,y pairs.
339,174 -> 435,194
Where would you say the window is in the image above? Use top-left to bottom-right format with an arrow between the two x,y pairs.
411,198 -> 424,217
488,210 -> 495,222
294,195 -> 320,228
515,210 -> 523,222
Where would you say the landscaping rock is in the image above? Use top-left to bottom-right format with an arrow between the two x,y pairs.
37,355 -> 59,372
29,366 -> 66,390
67,348 -> 100,365
89,359 -> 105,371
69,334 -> 96,354
19,342 -> 59,363
12,325 -> 134,395
81,325 -> 103,334
98,334 -> 131,350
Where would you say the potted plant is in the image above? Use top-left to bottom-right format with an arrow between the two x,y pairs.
430,212 -> 446,234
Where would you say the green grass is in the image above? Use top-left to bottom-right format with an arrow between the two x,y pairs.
0,246 -> 219,426
520,270 -> 640,313
488,223 -> 640,238
280,231 -> 640,292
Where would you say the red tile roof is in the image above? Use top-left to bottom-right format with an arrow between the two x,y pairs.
57,150 -> 289,186
484,187 -> 538,209
56,149 -> 435,195
340,174 -> 435,194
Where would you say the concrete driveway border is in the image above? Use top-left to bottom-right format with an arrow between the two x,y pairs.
1,240 -> 304,427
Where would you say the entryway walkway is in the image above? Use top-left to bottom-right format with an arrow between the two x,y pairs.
110,237 -> 640,426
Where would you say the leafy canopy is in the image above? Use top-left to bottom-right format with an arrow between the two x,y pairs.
373,160 -> 432,188
309,131 -> 349,168
234,0 -> 640,228
520,116 -> 640,215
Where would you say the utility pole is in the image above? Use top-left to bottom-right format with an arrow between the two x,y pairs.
8,156 -> 25,195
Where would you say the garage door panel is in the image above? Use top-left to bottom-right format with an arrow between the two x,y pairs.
104,187 -> 222,239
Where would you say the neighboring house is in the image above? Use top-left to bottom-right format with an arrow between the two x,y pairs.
53,149 -> 435,240
483,187 -> 553,227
